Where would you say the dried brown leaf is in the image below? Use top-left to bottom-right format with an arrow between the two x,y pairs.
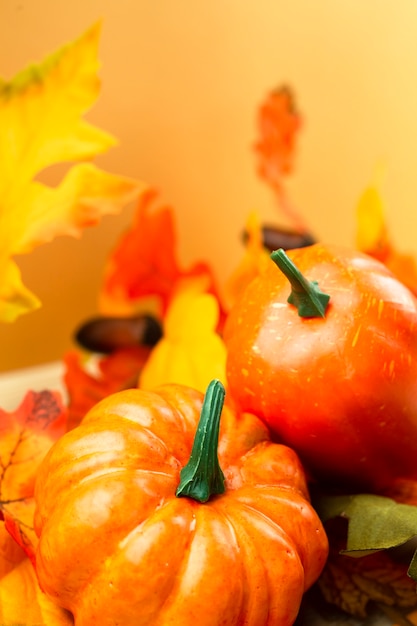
318,519 -> 417,619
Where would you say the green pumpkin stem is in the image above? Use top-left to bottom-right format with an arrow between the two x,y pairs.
176,379 -> 226,503
270,248 -> 330,318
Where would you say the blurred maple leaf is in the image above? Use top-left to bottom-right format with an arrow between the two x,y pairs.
255,85 -> 300,180
356,186 -> 417,296
0,22 -> 143,322
63,347 -> 151,430
254,85 -> 309,233
100,188 -> 222,319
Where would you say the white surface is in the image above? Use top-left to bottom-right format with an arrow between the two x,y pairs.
0,361 -> 67,411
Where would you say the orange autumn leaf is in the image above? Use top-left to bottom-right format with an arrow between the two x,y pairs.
63,347 -> 151,430
0,558 -> 73,626
100,188 -> 219,318
254,85 -> 307,232
356,186 -> 417,295
0,22 -> 143,322
1,500 -> 38,569
139,283 -> 227,393
0,390 -> 67,566
255,85 -> 301,182
100,189 -> 180,314
0,523 -> 26,580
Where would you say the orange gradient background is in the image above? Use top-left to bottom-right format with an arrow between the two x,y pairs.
1,0 -> 417,372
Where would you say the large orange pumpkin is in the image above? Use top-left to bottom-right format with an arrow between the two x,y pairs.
34,380 -> 328,625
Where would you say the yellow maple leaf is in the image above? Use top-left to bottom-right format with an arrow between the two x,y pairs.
355,186 -> 390,257
139,281 -> 227,393
356,186 -> 417,295
0,22 -> 143,322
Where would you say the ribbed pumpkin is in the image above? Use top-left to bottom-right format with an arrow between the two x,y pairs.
34,381 -> 328,626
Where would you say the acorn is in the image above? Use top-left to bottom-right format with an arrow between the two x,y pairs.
74,314 -> 163,354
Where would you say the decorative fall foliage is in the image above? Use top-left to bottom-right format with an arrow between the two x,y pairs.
3,17 -> 417,626
0,390 -> 67,559
64,347 -> 151,431
316,517 -> 417,621
255,85 -> 301,183
0,22 -> 145,623
321,551 -> 417,619
0,21 -> 143,322
0,390 -> 69,624
254,85 -> 308,233
100,188 -> 220,319
356,185 -> 417,296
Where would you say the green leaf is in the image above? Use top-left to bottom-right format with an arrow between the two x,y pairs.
408,549 -> 417,582
314,493 -> 417,581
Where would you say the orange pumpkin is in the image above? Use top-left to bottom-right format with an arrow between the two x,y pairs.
33,380 -> 328,626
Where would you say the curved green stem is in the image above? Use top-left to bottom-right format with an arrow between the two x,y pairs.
176,379 -> 226,503
271,248 -> 330,318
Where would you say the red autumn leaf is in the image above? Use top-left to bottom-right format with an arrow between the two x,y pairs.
255,85 -> 301,183
254,85 -> 309,233
100,188 -> 219,318
0,390 -> 67,565
63,347 -> 151,430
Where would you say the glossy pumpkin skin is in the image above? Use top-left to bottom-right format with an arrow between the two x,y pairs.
224,243 -> 417,493
33,384 -> 328,626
